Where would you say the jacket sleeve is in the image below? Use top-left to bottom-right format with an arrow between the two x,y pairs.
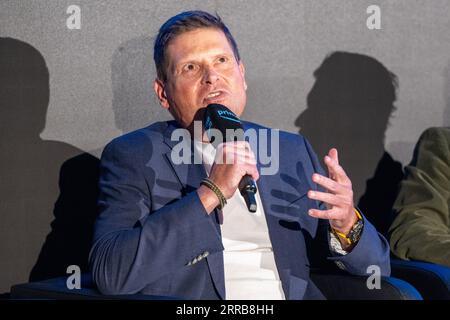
89,136 -> 224,295
389,127 -> 450,266
302,136 -> 391,276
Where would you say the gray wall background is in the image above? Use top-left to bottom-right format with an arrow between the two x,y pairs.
1,0 -> 450,294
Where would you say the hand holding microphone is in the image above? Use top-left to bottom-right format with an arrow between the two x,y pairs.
208,141 -> 259,198
201,104 -> 259,213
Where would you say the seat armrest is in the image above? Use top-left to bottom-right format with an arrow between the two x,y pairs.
10,274 -> 178,300
12,272 -> 426,300
391,259 -> 450,300
311,272 -> 422,300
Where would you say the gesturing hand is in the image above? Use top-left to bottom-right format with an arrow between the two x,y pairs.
307,148 -> 358,235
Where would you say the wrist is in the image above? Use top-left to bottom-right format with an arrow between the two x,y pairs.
336,213 -> 358,235
197,185 -> 220,215
333,208 -> 360,234
331,208 -> 364,248
198,178 -> 228,214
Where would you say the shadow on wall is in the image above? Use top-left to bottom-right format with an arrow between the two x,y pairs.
295,51 -> 404,237
0,38 -> 100,295
111,36 -> 171,134
30,35 -> 173,289
386,61 -> 450,168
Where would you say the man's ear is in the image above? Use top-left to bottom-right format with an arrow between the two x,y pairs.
154,78 -> 170,109
239,61 -> 248,91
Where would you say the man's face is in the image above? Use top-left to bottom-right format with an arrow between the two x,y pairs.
154,28 -> 247,129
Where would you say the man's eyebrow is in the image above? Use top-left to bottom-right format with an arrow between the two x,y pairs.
175,58 -> 197,67
176,52 -> 233,66
212,52 -> 233,59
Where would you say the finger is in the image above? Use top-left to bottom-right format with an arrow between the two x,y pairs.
223,150 -> 256,164
251,167 -> 260,181
224,140 -> 250,148
221,153 -> 256,165
308,208 -> 340,220
233,154 -> 257,165
311,173 -> 348,194
328,148 -> 338,164
217,147 -> 255,164
307,190 -> 344,207
242,163 -> 259,181
222,143 -> 256,158
222,148 -> 255,160
324,155 -> 351,185
220,141 -> 248,153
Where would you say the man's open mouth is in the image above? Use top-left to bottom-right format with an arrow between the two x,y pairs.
207,91 -> 221,98
204,90 -> 227,104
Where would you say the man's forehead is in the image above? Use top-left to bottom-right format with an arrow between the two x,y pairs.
166,28 -> 234,63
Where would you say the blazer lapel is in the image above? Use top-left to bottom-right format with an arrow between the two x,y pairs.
162,121 -> 225,299
163,121 -> 195,193
249,122 -> 313,299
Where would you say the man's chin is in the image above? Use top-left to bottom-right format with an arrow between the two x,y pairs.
203,99 -> 228,107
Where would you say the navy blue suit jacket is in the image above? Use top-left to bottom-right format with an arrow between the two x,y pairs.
89,120 -> 390,299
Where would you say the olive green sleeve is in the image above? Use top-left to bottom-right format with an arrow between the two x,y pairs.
389,127 -> 450,267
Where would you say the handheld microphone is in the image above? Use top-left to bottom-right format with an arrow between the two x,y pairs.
203,104 -> 258,213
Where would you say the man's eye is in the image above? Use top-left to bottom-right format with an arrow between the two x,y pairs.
183,64 -> 197,72
218,57 -> 227,63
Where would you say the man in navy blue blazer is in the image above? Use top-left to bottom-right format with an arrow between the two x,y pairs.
89,11 -> 390,299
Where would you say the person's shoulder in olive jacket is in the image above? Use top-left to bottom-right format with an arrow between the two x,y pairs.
389,127 -> 450,267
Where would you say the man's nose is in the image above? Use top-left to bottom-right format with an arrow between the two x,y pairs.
203,66 -> 220,85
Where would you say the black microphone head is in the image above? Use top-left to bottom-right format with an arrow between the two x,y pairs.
203,104 -> 244,146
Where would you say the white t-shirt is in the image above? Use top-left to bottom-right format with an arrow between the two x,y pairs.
194,141 -> 285,300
